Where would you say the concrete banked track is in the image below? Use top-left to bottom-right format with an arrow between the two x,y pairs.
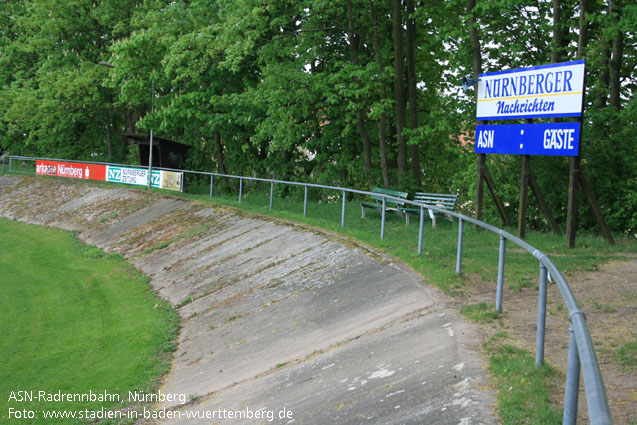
0,176 -> 496,425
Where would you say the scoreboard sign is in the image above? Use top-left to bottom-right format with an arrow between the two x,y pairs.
476,60 -> 585,121
475,122 -> 581,156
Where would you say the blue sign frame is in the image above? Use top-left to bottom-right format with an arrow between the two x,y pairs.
474,122 -> 581,156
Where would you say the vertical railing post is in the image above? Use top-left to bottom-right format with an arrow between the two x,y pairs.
239,178 -> 243,203
563,324 -> 581,425
456,218 -> 464,275
9,156 -> 12,173
269,180 -> 274,210
496,235 -> 506,313
418,206 -> 425,254
210,175 -> 214,197
380,196 -> 386,239
341,190 -> 346,228
536,262 -> 548,366
303,185 -> 308,217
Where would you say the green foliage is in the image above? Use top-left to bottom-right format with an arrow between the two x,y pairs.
1,0 -> 635,233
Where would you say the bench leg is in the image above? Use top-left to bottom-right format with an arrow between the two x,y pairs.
361,206 -> 366,219
405,213 -> 410,226
429,209 -> 436,228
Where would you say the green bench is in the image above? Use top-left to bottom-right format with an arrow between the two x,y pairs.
400,192 -> 458,227
360,187 -> 408,219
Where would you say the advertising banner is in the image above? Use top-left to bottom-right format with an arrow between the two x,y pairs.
36,160 -> 106,181
159,170 -> 183,191
476,60 -> 585,120
105,166 -> 183,192
474,122 -> 581,156
106,166 -> 160,187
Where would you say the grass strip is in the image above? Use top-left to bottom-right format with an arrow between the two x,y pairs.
0,218 -> 179,424
486,336 -> 562,424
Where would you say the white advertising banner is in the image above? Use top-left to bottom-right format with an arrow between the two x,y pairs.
476,60 -> 585,121
106,166 -> 182,191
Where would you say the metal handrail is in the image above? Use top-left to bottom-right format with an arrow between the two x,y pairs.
7,154 -> 612,424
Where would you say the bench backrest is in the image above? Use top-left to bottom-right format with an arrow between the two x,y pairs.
370,187 -> 408,206
413,192 -> 458,211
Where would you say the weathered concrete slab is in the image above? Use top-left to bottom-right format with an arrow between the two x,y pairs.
159,259 -> 433,402
84,197 -> 191,248
163,310 -> 491,425
0,177 -> 496,425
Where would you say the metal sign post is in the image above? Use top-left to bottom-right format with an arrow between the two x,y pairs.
148,82 -> 154,190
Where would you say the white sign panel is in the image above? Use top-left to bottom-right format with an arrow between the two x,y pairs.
107,166 -> 160,187
106,166 -> 183,191
476,60 -> 585,120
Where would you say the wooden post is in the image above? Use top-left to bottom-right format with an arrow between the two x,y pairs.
476,152 -> 510,227
518,155 -> 531,238
529,171 -> 561,235
476,153 -> 486,222
484,167 -> 511,226
579,170 -> 615,244
566,156 -> 580,248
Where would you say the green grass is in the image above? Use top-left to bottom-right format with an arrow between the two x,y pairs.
461,302 -> 501,323
0,218 -> 179,424
487,341 -> 562,424
616,340 -> 637,370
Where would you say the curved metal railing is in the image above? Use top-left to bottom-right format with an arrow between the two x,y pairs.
6,155 -> 612,424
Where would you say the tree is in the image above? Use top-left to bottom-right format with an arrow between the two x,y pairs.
1,0 -> 634,233
369,0 -> 391,188
406,0 -> 421,187
393,0 -> 408,178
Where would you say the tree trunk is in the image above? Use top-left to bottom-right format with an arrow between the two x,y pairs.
577,0 -> 588,59
468,0 -> 484,220
552,0 -> 564,63
406,0 -> 421,187
346,0 -> 372,178
594,41 -> 611,110
608,0 -> 623,110
369,0 -> 390,188
310,59 -> 325,162
393,0 -> 407,178
357,114 -> 373,174
468,0 -> 482,80
214,131 -> 227,174
106,109 -> 113,161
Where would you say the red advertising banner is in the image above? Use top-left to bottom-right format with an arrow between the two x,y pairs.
36,160 -> 107,181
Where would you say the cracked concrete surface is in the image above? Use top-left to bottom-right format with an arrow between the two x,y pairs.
0,176 -> 497,424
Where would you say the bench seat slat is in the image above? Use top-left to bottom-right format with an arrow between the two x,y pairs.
360,187 -> 408,219
400,191 -> 458,227
416,192 -> 458,197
